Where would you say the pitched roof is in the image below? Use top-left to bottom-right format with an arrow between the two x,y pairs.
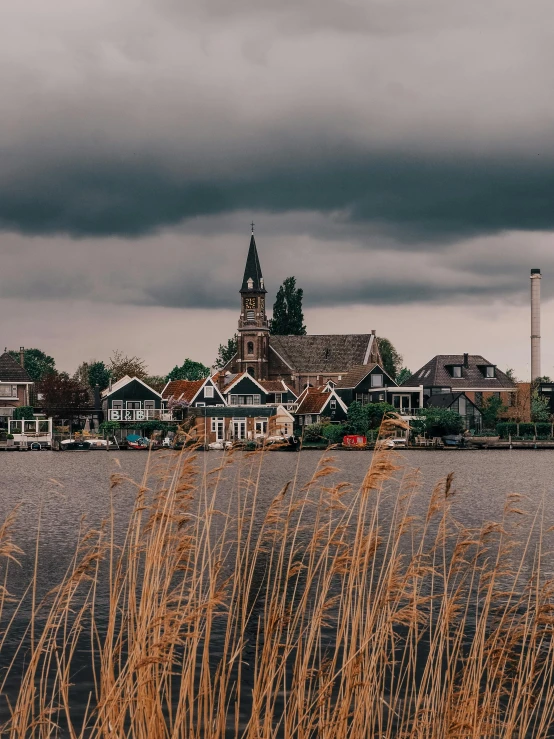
241,234 -> 266,293
335,363 -> 390,389
0,352 -> 32,382
259,380 -> 288,393
269,334 -> 379,374
400,355 -> 517,390
102,375 -> 162,398
426,392 -> 478,410
162,379 -> 205,403
296,388 -> 330,415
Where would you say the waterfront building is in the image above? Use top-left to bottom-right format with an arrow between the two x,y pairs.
0,349 -> 33,427
295,386 -> 348,427
188,405 -> 295,444
224,232 -> 382,393
334,363 -> 397,407
162,376 -> 226,410
102,375 -> 166,422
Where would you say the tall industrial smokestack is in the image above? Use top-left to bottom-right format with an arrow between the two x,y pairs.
531,269 -> 541,381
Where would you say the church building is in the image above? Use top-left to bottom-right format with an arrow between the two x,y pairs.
223,231 -> 383,394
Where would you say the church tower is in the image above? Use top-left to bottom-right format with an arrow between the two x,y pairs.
237,228 -> 269,380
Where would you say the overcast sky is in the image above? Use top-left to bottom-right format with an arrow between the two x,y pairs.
2,0 -> 554,379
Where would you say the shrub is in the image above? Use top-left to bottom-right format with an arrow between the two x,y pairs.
519,422 -> 535,437
302,423 -> 323,442
496,422 -> 517,439
321,424 -> 347,445
536,422 -> 552,437
13,406 -> 34,420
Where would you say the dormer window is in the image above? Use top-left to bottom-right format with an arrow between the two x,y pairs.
260,278 -> 264,289
485,366 -> 495,378
452,366 -> 462,378
371,374 -> 384,387
247,278 -> 254,289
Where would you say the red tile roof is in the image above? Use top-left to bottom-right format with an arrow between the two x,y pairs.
163,379 -> 204,403
259,380 -> 287,393
296,388 -> 331,415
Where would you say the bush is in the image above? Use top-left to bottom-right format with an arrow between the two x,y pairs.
536,422 -> 552,437
321,424 -> 347,445
13,406 -> 34,420
519,423 -> 535,437
302,424 -> 323,442
496,422 -> 517,439
6,433 -> 14,439
414,408 -> 464,437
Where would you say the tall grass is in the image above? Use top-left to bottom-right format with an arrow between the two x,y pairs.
2,415 -> 554,737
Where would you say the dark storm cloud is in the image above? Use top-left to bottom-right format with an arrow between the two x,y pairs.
2,0 -> 554,242
2,155 -> 554,242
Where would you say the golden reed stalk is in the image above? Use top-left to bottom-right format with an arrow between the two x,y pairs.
1,414 -> 554,738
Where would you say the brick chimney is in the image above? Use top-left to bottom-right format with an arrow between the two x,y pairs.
19,346 -> 25,367
463,353 -> 469,368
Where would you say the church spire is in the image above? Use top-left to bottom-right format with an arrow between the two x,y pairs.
241,231 -> 266,293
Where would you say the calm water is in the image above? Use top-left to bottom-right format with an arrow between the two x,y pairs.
1,448 -> 554,733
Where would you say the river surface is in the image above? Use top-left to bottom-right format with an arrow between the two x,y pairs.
1,449 -> 554,733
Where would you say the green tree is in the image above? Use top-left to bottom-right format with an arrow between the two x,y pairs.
144,375 -> 167,393
376,338 -> 403,380
269,277 -> 306,336
480,396 -> 507,429
531,391 -> 550,422
413,408 -> 464,436
365,402 -> 396,429
88,361 -> 111,390
167,358 -> 210,382
505,368 -> 518,382
13,406 -> 34,420
214,334 -> 238,370
346,401 -> 368,434
396,367 -> 412,385
9,348 -> 56,382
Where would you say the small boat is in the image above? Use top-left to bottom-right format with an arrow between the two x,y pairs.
127,437 -> 150,450
60,440 -> 91,451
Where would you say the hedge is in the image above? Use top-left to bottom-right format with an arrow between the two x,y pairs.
496,422 -> 517,439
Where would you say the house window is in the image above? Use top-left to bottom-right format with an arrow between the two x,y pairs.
253,394 -> 261,405
196,402 -> 205,407
255,419 -> 268,435
144,400 -> 155,409
0,385 -> 17,397
112,401 -> 123,410
232,418 -> 247,440
452,366 -> 462,378
371,374 -> 383,387
204,385 -> 214,398
247,342 -> 254,355
485,366 -> 495,378
126,401 -> 141,409
211,417 -> 225,440
274,393 -> 282,404
230,395 -> 238,405
330,399 -> 336,409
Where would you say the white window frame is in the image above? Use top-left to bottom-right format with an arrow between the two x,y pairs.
452,366 -> 462,378
211,417 -> 225,440
485,366 -> 495,378
371,374 -> 384,388
230,395 -> 238,405
330,399 -> 336,409
0,385 -> 17,398
204,385 -> 214,398
196,402 -> 205,407
253,394 -> 261,405
144,400 -> 155,410
274,392 -> 282,404
232,418 -> 247,440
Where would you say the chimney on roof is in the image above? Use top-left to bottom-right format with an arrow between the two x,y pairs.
371,329 -> 376,335
531,269 -> 541,381
463,353 -> 469,368
19,346 -> 25,368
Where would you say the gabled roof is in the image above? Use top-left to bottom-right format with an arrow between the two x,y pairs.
426,392 -> 479,410
335,363 -> 396,389
102,375 -> 162,398
241,234 -> 266,293
296,387 -> 348,416
0,352 -> 32,382
259,379 -> 288,393
162,379 -> 205,403
269,334 -> 380,374
401,355 -> 516,390
223,372 -> 268,395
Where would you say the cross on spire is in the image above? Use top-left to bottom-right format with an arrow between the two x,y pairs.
251,221 -> 255,234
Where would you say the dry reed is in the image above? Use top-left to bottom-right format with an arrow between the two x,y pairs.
1,415 -> 554,737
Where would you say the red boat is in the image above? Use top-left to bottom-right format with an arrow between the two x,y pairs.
127,437 -> 150,450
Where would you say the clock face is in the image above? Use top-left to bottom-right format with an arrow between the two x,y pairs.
244,297 -> 257,310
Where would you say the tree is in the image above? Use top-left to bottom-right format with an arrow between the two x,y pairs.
505,368 -> 518,382
347,401 -> 367,434
414,408 -> 464,436
214,335 -> 238,370
108,350 -> 148,382
9,348 -> 56,382
144,375 -> 167,393
376,338 -> 403,380
480,396 -> 507,429
73,360 -> 111,390
396,367 -> 412,385
166,359 -> 210,382
88,361 -> 111,390
39,373 -> 91,412
531,391 -> 551,422
269,277 -> 306,336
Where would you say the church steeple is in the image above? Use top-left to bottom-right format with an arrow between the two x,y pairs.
241,233 -> 266,293
237,228 -> 269,380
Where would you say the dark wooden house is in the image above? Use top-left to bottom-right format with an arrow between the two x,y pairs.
335,364 -> 397,406
102,375 -> 165,423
